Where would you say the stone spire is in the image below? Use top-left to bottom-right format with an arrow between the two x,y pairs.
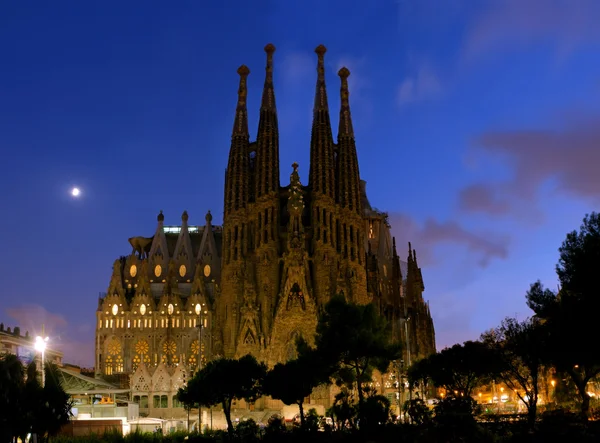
255,43 -> 280,198
336,67 -> 361,214
308,44 -> 335,198
225,65 -> 251,216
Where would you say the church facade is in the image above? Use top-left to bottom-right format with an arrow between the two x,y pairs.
95,44 -> 435,418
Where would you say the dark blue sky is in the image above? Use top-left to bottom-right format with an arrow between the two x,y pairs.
2,0 -> 600,366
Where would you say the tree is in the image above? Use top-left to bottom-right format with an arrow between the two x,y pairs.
38,363 -> 73,439
0,354 -> 26,442
263,348 -> 324,428
314,294 -> 401,405
526,212 -> 600,419
187,354 -> 266,436
176,385 -> 197,431
482,317 -> 546,427
409,341 -> 496,398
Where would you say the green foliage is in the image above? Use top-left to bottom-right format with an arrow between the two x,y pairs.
409,341 -> 496,397
235,418 -> 261,442
264,414 -> 286,438
482,317 -> 546,427
328,389 -> 358,430
403,398 -> 432,426
314,294 -> 400,404
304,408 -> 320,433
358,395 -> 391,432
262,346 -> 323,428
186,354 -> 266,436
526,212 -> 600,419
0,356 -> 71,442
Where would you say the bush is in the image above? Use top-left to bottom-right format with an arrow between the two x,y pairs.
235,418 -> 261,442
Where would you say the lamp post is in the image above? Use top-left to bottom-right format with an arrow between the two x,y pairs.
196,304 -> 206,433
34,335 -> 49,387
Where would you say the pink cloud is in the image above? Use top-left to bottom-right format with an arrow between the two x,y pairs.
5,304 -> 67,337
5,304 -> 94,367
460,116 -> 600,216
463,0 -> 600,59
389,212 -> 508,268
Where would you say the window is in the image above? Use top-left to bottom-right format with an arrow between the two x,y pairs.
153,395 -> 168,408
173,396 -> 183,408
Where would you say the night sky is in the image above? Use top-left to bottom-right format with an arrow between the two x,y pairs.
1,0 -> 599,367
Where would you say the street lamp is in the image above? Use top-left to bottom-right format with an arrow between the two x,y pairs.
35,335 -> 49,386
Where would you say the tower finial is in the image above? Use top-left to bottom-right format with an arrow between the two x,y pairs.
181,210 -> 189,223
158,210 -> 164,223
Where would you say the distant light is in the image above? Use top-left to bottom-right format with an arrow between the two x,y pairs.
71,187 -> 81,197
35,336 -> 48,352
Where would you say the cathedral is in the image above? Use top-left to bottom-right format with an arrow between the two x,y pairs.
95,44 -> 435,418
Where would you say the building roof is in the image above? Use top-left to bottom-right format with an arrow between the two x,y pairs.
57,367 -> 128,395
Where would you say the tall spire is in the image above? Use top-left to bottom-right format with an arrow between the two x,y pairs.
336,67 -> 361,213
309,44 -> 335,199
232,65 -> 250,137
255,43 -> 280,198
225,66 -> 251,215
337,67 -> 354,138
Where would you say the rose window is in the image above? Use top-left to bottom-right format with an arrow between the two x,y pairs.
135,340 -> 149,355
108,340 -> 122,356
163,340 -> 177,355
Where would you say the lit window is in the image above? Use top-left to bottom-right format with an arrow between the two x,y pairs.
168,304 -> 174,315
203,264 -> 211,277
112,304 -> 118,316
154,264 -> 162,277
140,304 -> 146,315
195,304 -> 201,316
179,265 -> 186,277
130,265 -> 137,277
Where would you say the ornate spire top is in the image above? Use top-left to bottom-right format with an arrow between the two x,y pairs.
292,161 -> 299,172
338,67 -> 354,138
315,44 -> 327,58
232,65 -> 250,137
157,210 -> 164,223
205,210 -> 213,224
260,44 -> 276,110
314,44 -> 329,110
408,242 -> 413,259
181,210 -> 189,223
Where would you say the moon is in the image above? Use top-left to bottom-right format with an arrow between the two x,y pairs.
71,187 -> 81,197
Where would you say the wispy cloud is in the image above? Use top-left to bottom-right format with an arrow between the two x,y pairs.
397,65 -> 442,106
459,114 -> 600,217
389,212 -> 509,268
463,0 -> 600,60
5,304 -> 94,367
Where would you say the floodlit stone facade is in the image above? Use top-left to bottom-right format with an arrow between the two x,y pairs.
96,44 -> 436,419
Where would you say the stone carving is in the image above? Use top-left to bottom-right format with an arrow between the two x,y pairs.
129,236 -> 154,259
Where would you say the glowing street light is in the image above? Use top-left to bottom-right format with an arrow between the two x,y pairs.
35,335 -> 49,386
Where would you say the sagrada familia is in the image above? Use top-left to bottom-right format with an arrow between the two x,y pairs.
96,44 -> 436,418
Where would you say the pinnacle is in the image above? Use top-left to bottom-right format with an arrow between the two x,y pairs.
237,65 -> 250,76
315,44 -> 327,57
157,210 -> 164,222
264,43 -> 276,55
338,67 -> 350,79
